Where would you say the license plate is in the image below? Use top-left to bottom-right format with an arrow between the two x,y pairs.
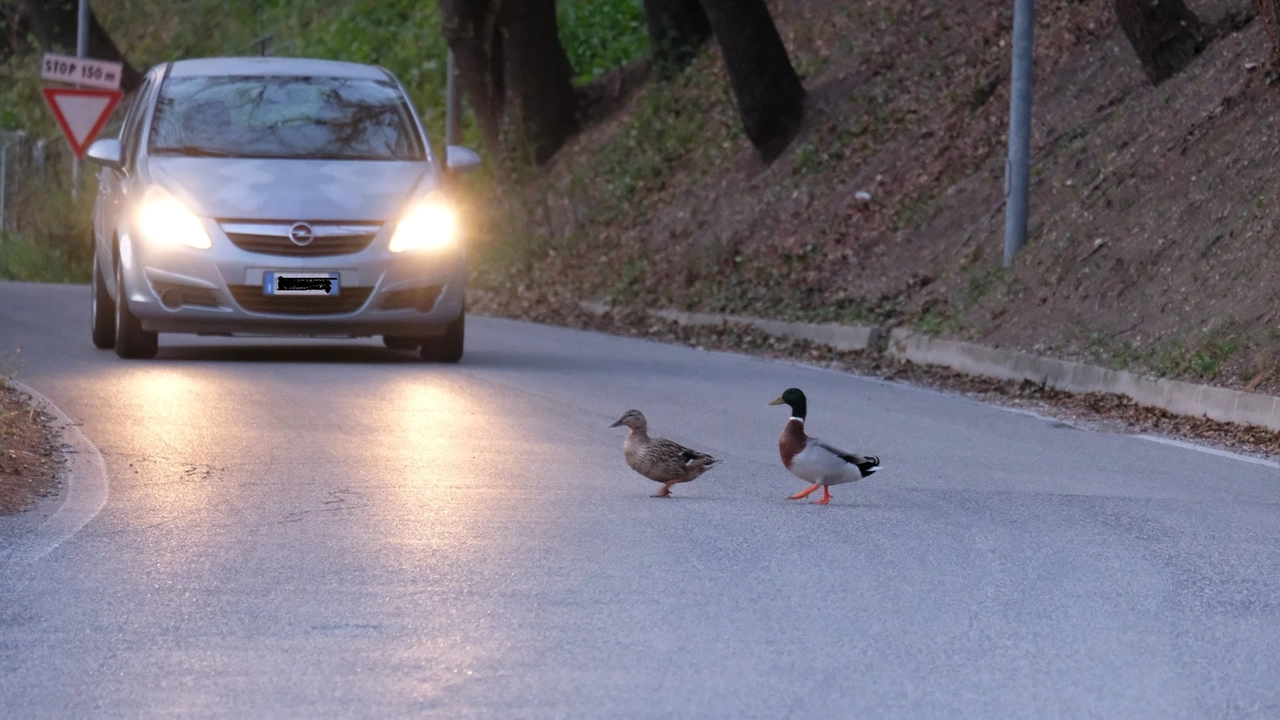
264,272 -> 340,296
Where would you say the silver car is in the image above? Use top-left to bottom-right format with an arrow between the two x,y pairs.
85,57 -> 479,361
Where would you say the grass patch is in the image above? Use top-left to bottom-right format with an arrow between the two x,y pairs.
0,163 -> 95,283
1086,320 -> 1246,382
0,232 -> 89,283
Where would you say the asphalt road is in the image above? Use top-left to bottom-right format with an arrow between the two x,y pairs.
1,280 -> 1279,719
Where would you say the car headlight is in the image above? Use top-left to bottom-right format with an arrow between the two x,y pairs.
389,193 -> 459,253
136,185 -> 212,250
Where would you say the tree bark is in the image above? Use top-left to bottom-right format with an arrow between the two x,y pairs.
1113,0 -> 1204,86
1260,0 -> 1280,66
441,0 -> 578,164
2,2 -> 21,62
697,0 -> 805,161
498,0 -> 579,164
14,0 -> 143,91
440,0 -> 505,153
641,0 -> 711,74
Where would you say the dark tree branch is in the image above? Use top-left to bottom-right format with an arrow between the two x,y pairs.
498,0 -> 578,163
698,0 -> 805,161
441,0 -> 505,153
441,0 -> 578,165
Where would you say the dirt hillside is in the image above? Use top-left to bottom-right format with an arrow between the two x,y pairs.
469,0 -> 1280,396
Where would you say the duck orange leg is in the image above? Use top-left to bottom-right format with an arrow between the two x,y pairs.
788,484 -> 821,500
652,483 -> 673,498
811,486 -> 831,505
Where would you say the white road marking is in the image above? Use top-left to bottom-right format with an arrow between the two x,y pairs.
2,381 -> 109,565
1135,434 -> 1280,469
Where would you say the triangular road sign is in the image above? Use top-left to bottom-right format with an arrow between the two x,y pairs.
42,87 -> 123,159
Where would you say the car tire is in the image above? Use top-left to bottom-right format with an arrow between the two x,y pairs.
114,258 -> 158,359
419,309 -> 464,363
383,335 -> 422,351
90,254 -> 116,349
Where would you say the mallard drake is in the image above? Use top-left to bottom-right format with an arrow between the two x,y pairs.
767,388 -> 881,504
610,409 -> 720,497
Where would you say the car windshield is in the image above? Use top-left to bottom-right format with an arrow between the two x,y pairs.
148,75 -> 425,160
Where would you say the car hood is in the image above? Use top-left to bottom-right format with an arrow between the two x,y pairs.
145,157 -> 435,221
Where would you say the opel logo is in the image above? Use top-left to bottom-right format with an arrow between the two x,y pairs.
288,222 -> 315,246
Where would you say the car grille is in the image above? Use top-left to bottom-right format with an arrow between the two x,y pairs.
379,285 -> 443,312
228,285 -> 373,315
220,222 -> 382,257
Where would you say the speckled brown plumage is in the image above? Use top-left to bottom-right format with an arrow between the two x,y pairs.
610,410 -> 720,497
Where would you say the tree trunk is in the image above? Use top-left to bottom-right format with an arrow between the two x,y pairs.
14,0 -> 143,91
498,0 -> 579,164
641,0 -> 711,74
2,2 -> 21,62
440,0 -> 505,153
441,0 -> 578,164
1113,0 -> 1204,85
697,0 -> 805,161
1260,0 -> 1280,66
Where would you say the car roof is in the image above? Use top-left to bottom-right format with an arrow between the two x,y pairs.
165,57 -> 392,80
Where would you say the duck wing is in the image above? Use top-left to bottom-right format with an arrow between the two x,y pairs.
811,440 -> 881,477
642,438 -> 721,481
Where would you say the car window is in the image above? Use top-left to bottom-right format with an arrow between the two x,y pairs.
147,75 -> 425,161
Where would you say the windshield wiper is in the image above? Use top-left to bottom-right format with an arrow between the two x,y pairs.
152,145 -> 239,158
285,151 -> 403,161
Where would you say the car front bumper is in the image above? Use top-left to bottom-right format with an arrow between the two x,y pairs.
117,227 -> 466,338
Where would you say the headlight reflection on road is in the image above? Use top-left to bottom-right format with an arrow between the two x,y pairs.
117,369 -> 219,517
373,380 -> 501,541
384,382 -> 468,490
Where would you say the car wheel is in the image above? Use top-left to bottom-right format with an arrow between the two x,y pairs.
113,258 -> 158,359
419,309 -> 464,363
383,335 -> 422,350
90,254 -> 116,349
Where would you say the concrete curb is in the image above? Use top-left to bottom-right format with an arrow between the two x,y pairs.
1,381 -> 109,566
579,300 -> 1280,433
886,329 -> 1280,433
579,301 -> 882,352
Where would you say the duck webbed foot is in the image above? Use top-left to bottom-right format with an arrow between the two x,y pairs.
788,484 -> 821,501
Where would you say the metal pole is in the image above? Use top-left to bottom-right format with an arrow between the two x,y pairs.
77,0 -> 89,56
1003,0 -> 1034,267
72,0 -> 90,200
0,140 -> 8,233
445,51 -> 460,148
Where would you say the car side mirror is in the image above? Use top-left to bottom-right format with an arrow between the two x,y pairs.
445,145 -> 481,174
85,138 -> 123,170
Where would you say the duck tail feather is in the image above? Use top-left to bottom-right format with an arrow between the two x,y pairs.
857,455 -> 881,477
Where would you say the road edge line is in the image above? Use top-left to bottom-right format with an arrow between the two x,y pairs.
5,380 -> 109,565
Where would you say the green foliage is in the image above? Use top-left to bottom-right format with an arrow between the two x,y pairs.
0,229 -> 91,283
593,58 -> 735,215
1086,323 -> 1245,382
0,173 -> 95,284
557,0 -> 649,82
